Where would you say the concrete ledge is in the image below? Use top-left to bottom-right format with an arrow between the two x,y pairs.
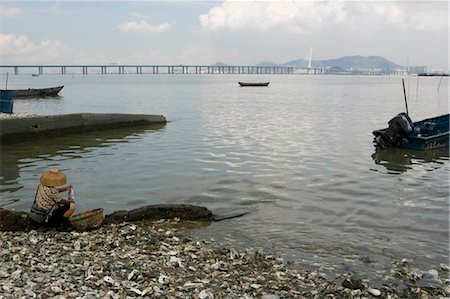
0,113 -> 167,143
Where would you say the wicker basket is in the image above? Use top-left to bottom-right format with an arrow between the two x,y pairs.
69,208 -> 104,231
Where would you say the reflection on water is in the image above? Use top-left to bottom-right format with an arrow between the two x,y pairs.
0,123 -> 166,208
14,95 -> 63,101
372,147 -> 449,174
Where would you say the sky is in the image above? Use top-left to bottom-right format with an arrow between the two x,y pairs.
0,1 -> 448,70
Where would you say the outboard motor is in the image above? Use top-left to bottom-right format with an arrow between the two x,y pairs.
375,113 -> 414,148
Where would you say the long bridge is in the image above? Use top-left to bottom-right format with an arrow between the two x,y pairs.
0,64 -> 404,76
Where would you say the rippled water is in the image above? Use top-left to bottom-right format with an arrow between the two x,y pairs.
1,74 -> 448,279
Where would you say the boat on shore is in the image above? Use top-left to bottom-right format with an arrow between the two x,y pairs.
418,73 -> 449,77
0,86 -> 64,98
373,113 -> 449,150
238,82 -> 270,87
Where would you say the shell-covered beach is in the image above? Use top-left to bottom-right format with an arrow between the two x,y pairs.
1,219 -> 448,299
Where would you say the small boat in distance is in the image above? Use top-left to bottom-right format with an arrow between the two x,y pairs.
373,113 -> 449,150
1,85 -> 64,98
238,82 -> 270,87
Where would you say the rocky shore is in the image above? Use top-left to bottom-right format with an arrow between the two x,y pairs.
0,219 -> 448,299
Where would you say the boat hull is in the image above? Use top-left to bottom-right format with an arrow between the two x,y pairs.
238,82 -> 270,87
0,86 -> 64,98
373,114 -> 450,150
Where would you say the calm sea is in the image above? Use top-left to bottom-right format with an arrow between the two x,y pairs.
1,74 -> 448,281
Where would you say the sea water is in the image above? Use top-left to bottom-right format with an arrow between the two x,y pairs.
1,74 -> 448,279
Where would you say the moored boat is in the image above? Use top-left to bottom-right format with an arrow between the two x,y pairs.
238,82 -> 270,87
0,85 -> 64,98
373,113 -> 449,150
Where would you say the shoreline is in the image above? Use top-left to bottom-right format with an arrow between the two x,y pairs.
0,220 -> 447,298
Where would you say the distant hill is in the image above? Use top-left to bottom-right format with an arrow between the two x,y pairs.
282,58 -> 309,67
214,55 -> 402,71
257,61 -> 279,67
283,55 -> 402,71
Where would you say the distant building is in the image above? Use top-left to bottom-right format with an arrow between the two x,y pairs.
408,66 -> 427,74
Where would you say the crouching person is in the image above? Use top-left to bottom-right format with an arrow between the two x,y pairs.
29,168 -> 76,226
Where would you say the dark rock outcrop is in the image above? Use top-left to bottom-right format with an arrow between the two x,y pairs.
104,204 -> 213,224
0,204 -> 213,232
0,208 -> 40,231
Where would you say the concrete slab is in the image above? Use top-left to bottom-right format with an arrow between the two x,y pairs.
0,113 -> 167,143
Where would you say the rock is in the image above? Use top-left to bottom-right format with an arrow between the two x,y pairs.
158,274 -> 168,284
0,208 -> 40,232
74,240 -> 81,250
104,204 -> 213,224
1,204 -> 213,232
342,276 -> 364,290
51,286 -> 63,293
199,289 -> 214,299
103,276 -> 115,285
359,256 -> 372,263
368,288 -> 381,296
127,269 -> 138,280
212,210 -> 251,221
423,269 -> 439,281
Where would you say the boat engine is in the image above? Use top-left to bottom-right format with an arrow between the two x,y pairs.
374,113 -> 414,148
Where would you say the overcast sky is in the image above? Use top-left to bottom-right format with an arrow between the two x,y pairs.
0,1 -> 448,70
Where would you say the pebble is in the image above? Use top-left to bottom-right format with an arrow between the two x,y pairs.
103,276 -> 115,285
158,274 -> 168,284
0,220 -> 447,298
127,269 -> 138,280
424,269 -> 439,280
368,288 -> 381,296
199,289 -> 214,299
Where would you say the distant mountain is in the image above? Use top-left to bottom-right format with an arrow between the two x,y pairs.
257,61 -> 279,67
283,56 -> 402,71
214,55 -> 402,71
283,58 -> 309,67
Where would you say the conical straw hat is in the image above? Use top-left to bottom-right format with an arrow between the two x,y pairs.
40,169 -> 67,187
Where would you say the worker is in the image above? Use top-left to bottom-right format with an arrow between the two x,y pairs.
29,168 -> 76,225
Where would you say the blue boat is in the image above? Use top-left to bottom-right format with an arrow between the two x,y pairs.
0,90 -> 14,114
373,113 -> 449,150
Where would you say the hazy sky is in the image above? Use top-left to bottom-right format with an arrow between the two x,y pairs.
0,1 -> 448,70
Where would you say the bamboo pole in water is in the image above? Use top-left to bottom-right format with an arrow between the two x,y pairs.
416,75 -> 419,97
437,76 -> 444,92
402,78 -> 409,115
